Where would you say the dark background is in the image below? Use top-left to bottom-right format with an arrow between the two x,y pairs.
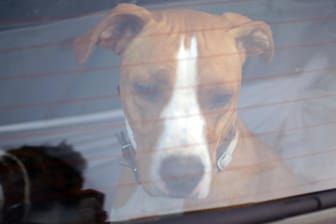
0,0 -> 184,29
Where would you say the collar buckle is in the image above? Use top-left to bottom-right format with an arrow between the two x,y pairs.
116,132 -> 140,184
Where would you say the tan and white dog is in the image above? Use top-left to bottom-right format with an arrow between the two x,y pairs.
74,3 -> 298,221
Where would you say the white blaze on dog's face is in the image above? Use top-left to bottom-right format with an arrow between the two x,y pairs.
150,36 -> 211,198
74,3 -> 274,199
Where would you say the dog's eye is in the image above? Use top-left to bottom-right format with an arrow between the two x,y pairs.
209,93 -> 232,108
133,82 -> 161,102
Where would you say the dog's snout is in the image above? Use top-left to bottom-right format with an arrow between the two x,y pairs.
159,155 -> 204,197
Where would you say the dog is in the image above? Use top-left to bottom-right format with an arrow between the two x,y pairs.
0,143 -> 107,224
74,3 -> 299,220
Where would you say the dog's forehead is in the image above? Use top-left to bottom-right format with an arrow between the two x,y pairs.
123,10 -> 232,54
120,10 -> 241,86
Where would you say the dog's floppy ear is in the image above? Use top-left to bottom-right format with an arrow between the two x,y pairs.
224,13 -> 274,63
74,4 -> 153,64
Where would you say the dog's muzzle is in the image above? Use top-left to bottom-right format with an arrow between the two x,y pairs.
117,122 -> 239,195
158,155 -> 205,198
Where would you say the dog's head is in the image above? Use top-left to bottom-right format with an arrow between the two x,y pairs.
74,4 -> 274,199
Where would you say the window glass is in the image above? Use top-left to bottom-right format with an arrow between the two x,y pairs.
0,0 -> 335,223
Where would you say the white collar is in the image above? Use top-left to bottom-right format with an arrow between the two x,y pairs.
216,129 -> 239,171
125,118 -> 137,150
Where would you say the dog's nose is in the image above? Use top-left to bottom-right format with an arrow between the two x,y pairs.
159,155 -> 204,197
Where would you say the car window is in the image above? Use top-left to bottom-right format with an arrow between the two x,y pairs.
0,0 -> 335,223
